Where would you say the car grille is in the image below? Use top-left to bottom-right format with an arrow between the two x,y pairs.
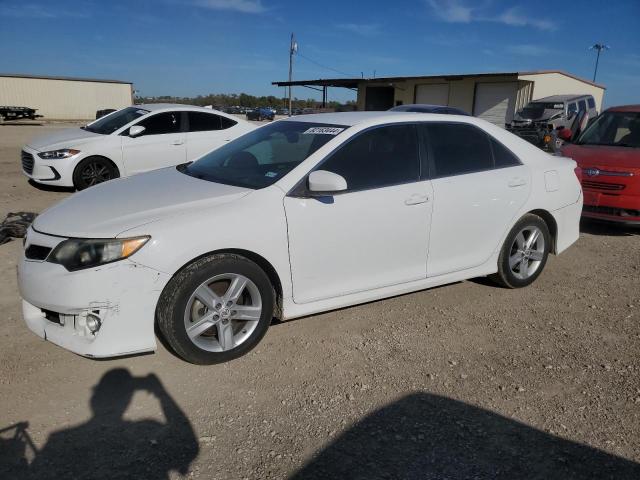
582,180 -> 625,191
21,150 -> 34,175
25,244 -> 52,261
583,205 -> 640,217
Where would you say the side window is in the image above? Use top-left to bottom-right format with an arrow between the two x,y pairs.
137,112 -> 181,135
426,123 -> 492,177
587,97 -> 596,109
578,100 -> 587,112
221,116 -> 237,129
319,124 -> 419,191
490,138 -> 521,168
568,103 -> 577,115
188,112 -> 221,132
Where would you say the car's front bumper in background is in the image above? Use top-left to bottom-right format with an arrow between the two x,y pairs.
582,190 -> 640,225
21,145 -> 78,187
17,228 -> 171,358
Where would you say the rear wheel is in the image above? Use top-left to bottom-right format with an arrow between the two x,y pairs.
490,214 -> 550,288
157,253 -> 274,364
72,156 -> 119,190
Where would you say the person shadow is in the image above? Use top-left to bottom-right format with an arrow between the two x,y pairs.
1,368 -> 198,480
290,392 -> 640,480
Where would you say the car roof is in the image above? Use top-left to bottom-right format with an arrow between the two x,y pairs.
135,103 -> 230,114
533,94 -> 591,103
280,111 -> 447,126
606,104 -> 640,113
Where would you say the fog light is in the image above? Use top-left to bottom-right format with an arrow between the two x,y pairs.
86,314 -> 102,334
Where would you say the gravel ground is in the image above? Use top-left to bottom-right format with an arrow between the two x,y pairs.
0,123 -> 639,479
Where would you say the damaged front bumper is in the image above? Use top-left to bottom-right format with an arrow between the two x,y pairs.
17,228 -> 171,358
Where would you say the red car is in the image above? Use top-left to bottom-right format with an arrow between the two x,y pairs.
561,105 -> 640,225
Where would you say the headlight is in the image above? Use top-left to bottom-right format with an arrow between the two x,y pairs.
38,149 -> 80,159
48,236 -> 149,271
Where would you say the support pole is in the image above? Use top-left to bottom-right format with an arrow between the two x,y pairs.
288,33 -> 296,116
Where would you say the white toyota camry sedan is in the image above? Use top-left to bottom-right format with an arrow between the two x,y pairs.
21,104 -> 255,190
18,112 -> 583,364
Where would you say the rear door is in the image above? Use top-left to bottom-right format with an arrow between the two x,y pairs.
186,111 -> 240,160
423,122 -> 530,276
121,111 -> 187,175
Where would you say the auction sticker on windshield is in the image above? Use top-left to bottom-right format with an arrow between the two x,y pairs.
302,127 -> 344,135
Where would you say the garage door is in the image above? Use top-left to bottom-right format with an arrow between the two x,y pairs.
473,82 -> 518,127
415,84 -> 449,105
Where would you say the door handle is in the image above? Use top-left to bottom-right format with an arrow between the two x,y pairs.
171,140 -> 185,146
508,177 -> 527,187
404,194 -> 429,205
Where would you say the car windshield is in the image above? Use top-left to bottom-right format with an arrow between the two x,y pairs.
519,102 -> 564,120
182,121 -> 348,189
83,107 -> 150,134
577,111 -> 640,148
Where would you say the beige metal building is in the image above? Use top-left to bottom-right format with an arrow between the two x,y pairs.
274,70 -> 605,128
0,73 -> 133,120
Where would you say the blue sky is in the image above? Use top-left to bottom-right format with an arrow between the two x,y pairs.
1,0 -> 638,106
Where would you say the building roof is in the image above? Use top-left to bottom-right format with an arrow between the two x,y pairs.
273,70 -> 605,90
532,94 -> 595,103
0,73 -> 132,84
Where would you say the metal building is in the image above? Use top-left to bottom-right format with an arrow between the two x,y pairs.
0,73 -> 133,120
273,70 -> 606,128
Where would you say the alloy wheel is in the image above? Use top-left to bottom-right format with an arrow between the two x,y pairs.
508,226 -> 546,280
183,273 -> 262,352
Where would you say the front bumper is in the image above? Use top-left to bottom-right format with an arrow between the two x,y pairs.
21,145 -> 78,187
582,189 -> 640,225
18,229 -> 171,358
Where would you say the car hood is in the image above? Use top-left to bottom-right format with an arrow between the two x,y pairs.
33,167 -> 251,238
25,127 -> 104,151
561,144 -> 640,170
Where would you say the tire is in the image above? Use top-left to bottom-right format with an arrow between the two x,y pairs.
490,213 -> 551,289
156,253 -> 275,365
72,156 -> 119,190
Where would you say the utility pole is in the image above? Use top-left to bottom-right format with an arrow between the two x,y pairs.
589,43 -> 609,82
288,33 -> 297,116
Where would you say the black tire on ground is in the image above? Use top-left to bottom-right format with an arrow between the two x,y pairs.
490,213 -> 551,289
156,253 -> 275,365
72,156 -> 119,190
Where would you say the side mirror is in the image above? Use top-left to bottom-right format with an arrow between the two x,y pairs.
308,170 -> 347,193
128,125 -> 146,137
558,127 -> 573,141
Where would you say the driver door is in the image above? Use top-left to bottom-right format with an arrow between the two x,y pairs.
121,111 -> 187,175
284,124 -> 433,304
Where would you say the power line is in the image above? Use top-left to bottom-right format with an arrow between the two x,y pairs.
296,52 -> 358,78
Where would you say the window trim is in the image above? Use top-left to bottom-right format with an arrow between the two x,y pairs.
288,122 -> 423,198
421,121 -> 523,180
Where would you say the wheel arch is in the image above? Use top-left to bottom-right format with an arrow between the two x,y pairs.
168,248 -> 284,318
528,209 -> 558,254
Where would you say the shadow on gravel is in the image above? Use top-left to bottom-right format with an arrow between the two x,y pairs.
291,393 -> 640,480
0,368 -> 198,480
580,219 -> 640,237
27,179 -> 74,193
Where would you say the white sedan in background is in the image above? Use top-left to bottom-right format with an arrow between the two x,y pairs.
21,104 -> 255,190
18,112 -> 582,364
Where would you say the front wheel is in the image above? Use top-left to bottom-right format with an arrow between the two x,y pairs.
157,254 -> 274,364
72,156 -> 119,190
490,214 -> 551,288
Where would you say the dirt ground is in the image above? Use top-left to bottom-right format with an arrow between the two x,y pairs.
0,122 -> 639,479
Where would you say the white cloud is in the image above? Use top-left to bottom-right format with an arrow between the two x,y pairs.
336,23 -> 380,36
0,2 -> 88,18
427,0 -> 474,23
194,0 -> 266,14
426,1 -> 556,31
